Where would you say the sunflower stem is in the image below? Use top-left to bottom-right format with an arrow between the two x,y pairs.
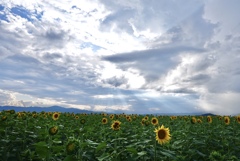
154,139 -> 157,161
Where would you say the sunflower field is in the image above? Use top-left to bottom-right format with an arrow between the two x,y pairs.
0,110 -> 240,161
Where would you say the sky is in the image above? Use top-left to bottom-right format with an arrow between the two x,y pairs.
0,0 -> 240,115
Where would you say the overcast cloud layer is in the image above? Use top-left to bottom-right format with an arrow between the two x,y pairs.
0,0 -> 240,115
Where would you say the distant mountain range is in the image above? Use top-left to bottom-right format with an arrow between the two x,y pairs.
0,105 -> 217,116
0,105 -> 95,114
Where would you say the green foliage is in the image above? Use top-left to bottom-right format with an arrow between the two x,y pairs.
0,111 -> 240,160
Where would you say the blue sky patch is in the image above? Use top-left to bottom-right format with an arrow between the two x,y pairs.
0,5 -> 4,11
81,42 -> 102,51
0,5 -> 8,22
0,13 -> 8,22
34,10 -> 43,20
11,6 -> 32,21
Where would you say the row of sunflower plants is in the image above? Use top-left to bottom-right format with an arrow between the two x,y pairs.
0,110 -> 240,160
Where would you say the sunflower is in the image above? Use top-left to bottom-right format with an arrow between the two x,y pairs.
21,113 -> 27,120
80,119 -> 86,124
1,116 -> 7,121
224,116 -> 230,125
32,114 -> 38,118
127,117 -> 132,122
170,116 -> 177,120
102,118 -> 108,124
102,113 -> 107,117
191,117 -> 197,124
151,117 -> 159,125
49,126 -> 58,135
141,119 -> 145,126
133,116 -> 137,120
236,115 -> 240,124
197,119 -> 202,123
154,125 -> 171,145
145,121 -> 150,126
10,110 -> 15,114
109,114 -> 114,120
75,116 -> 79,119
66,142 -> 76,154
111,120 -> 121,130
207,116 -> 212,123
144,116 -> 149,120
52,112 -> 60,121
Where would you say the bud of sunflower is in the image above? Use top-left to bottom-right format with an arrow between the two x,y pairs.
10,110 -> 15,114
49,126 -> 58,135
66,142 -> 77,154
145,121 -> 150,126
80,119 -> 86,124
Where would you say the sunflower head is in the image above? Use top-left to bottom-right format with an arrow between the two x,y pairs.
224,116 -> 230,125
154,125 -> 171,145
10,110 -> 15,114
21,113 -> 27,120
109,114 -> 114,120
151,117 -> 159,126
236,115 -> 240,124
102,113 -> 107,117
127,117 -> 132,122
197,119 -> 202,123
144,116 -> 149,120
102,118 -> 108,124
52,112 -> 60,121
75,116 -> 79,119
145,121 -> 150,126
191,117 -> 197,124
111,120 -> 121,130
32,114 -> 38,118
207,116 -> 212,123
141,119 -> 145,126
49,126 -> 58,135
80,119 -> 86,124
66,142 -> 77,154
1,116 -> 7,121
170,116 -> 177,120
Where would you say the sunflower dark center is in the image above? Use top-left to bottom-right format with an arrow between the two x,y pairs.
158,129 -> 166,139
237,117 -> 240,122
152,119 -> 157,123
54,114 -> 58,118
113,124 -> 119,129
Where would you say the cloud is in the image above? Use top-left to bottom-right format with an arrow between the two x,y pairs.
102,76 -> 129,88
0,0 -> 240,115
102,45 -> 206,83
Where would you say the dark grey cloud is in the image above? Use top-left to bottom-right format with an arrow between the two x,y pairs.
183,74 -> 211,85
42,52 -> 63,60
102,76 -> 129,88
102,46 -> 205,82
